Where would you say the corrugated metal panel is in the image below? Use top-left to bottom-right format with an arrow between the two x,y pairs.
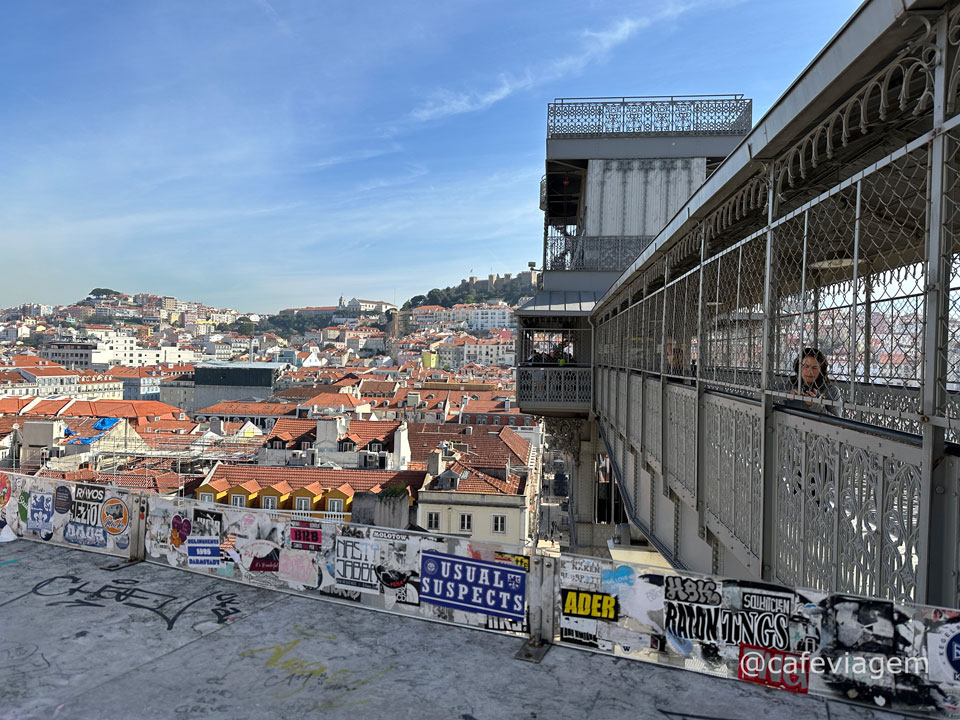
585,159 -> 604,236
584,158 -> 706,238
624,162 -> 643,236
515,291 -> 599,316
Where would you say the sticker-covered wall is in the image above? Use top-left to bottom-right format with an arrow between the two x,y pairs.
143,496 -> 532,635
0,471 -> 137,559
8,470 -> 960,716
556,555 -> 960,716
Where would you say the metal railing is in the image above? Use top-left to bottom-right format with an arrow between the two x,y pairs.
517,367 -> 592,410
544,228 -> 654,272
547,95 -> 752,138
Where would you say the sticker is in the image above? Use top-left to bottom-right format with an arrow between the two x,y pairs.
26,492 -> 54,533
420,550 -> 526,621
18,491 -> 29,523
0,473 -> 10,507
192,508 -> 222,537
335,536 -> 380,594
738,644 -> 809,694
100,498 -> 129,535
72,485 -> 105,525
187,536 -> 221,567
561,589 -> 620,620
288,520 -> 323,551
235,539 -> 281,572
171,514 -> 191,548
64,521 -> 107,548
54,486 -> 72,514
279,549 -> 319,587
494,552 -> 530,572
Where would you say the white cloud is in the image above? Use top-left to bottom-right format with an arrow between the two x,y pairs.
407,1 -> 698,123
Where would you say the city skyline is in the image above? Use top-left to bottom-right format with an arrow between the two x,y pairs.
1,0 -> 860,310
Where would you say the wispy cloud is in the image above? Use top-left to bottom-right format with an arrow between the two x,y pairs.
302,143 -> 403,171
408,2 -> 697,122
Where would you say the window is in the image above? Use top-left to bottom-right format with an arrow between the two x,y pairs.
328,498 -> 343,513
198,492 -> 214,503
492,515 -> 507,534
339,440 -> 356,452
459,513 -> 473,532
230,494 -> 246,507
261,495 -> 277,510
427,512 -> 440,530
295,496 -> 311,512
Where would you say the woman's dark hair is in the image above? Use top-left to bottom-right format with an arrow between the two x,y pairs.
791,347 -> 830,388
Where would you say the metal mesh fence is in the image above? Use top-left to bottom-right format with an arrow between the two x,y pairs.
943,129 -> 960,429
663,267 -> 699,378
700,234 -> 765,392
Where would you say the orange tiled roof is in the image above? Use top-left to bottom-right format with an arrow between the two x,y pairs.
206,465 -> 426,498
194,401 -> 298,416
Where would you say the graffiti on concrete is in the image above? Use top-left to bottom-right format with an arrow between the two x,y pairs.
0,575 -> 242,631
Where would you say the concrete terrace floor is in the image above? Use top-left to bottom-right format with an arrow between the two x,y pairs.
0,541 -> 919,720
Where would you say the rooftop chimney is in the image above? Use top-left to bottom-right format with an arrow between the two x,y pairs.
427,449 -> 444,477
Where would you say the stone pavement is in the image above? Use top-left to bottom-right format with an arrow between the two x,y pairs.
0,541 -> 918,720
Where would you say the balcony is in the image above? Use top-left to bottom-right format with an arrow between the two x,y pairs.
292,510 -> 350,522
547,95 -> 752,139
517,366 -> 592,415
544,229 -> 652,272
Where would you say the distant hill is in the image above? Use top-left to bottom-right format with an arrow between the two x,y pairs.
403,271 -> 536,309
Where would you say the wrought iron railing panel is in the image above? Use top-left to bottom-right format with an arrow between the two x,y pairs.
517,366 -> 592,409
628,372 -> 643,449
616,370 -> 627,430
772,411 -> 922,602
702,393 -> 763,565
664,384 -> 697,499
643,377 -> 661,466
544,231 -> 653,272
547,96 -> 752,138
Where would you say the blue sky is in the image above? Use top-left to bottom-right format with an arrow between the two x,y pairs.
0,0 -> 861,314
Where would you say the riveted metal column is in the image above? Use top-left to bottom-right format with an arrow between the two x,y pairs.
849,180 -> 863,404
660,258 -> 671,500
760,166 -> 779,582
695,225 -> 708,542
921,13 -> 955,607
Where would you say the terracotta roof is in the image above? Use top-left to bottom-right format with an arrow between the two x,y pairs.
139,418 -> 200,434
299,393 -> 366,409
205,465 -> 426,498
357,380 -> 399,394
194,401 -> 298,416
36,468 -> 184,493
4,355 -> 51,367
431,460 -> 522,495
266,418 -> 400,450
407,423 -> 530,468
18,366 -> 79,378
